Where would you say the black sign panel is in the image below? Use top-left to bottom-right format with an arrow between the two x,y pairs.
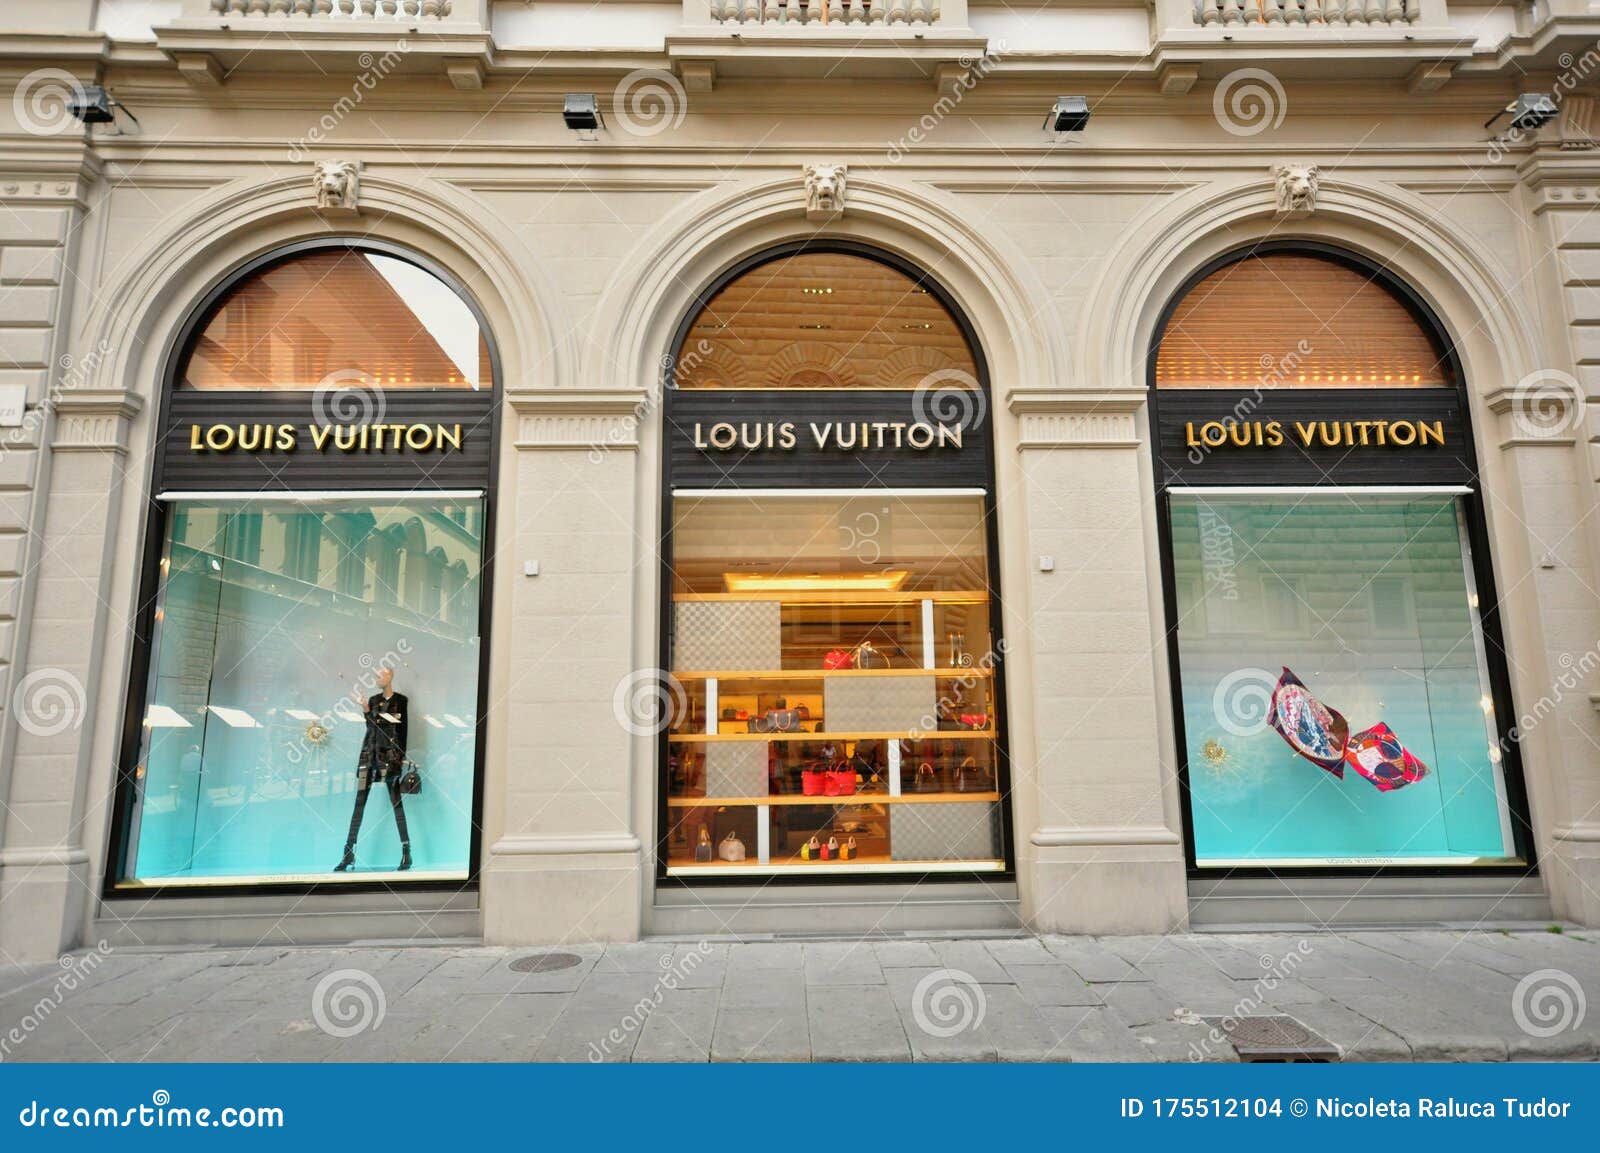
1154,389 -> 1477,488
667,389 -> 991,490
158,390 -> 496,493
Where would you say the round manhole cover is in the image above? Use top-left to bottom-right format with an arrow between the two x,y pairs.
508,952 -> 583,974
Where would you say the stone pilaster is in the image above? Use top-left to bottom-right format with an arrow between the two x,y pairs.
0,388 -> 141,963
479,389 -> 651,945
1006,389 -> 1187,934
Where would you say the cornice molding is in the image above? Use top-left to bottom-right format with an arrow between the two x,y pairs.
1009,389 -> 1148,449
507,388 -> 651,451
49,389 -> 144,455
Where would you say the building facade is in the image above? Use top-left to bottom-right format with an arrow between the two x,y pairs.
2,0 -> 1600,961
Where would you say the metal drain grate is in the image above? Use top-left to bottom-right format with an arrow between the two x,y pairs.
1207,1015 -> 1340,1062
508,952 -> 583,974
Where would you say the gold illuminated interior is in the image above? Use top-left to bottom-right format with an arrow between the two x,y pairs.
675,252 -> 980,390
723,571 -> 910,594
1154,252 -> 1453,389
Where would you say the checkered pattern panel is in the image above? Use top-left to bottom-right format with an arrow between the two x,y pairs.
890,801 -> 1001,862
704,742 -> 768,798
824,674 -> 934,733
673,601 -> 781,671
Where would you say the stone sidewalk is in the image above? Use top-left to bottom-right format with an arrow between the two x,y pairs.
1,929 -> 1596,1062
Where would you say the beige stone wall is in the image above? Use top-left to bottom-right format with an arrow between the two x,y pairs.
1,27 -> 1599,954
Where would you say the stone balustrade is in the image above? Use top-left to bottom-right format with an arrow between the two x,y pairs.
210,0 -> 454,17
1193,0 -> 1419,24
707,0 -> 942,25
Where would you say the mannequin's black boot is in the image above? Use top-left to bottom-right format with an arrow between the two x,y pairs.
334,847 -> 355,872
398,844 -> 412,871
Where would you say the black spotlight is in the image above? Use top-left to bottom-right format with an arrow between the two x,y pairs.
562,93 -> 602,133
68,84 -> 116,125
1044,95 -> 1090,133
1486,93 -> 1557,132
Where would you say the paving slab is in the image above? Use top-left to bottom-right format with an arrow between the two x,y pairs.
711,1001 -> 810,1062
1004,963 -> 1105,1007
807,985 -> 911,1061
804,942 -> 885,986
1040,937 -> 1144,982
632,988 -> 718,1062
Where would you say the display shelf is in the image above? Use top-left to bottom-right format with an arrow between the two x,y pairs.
668,729 -> 994,743
666,857 -> 1007,876
674,667 -> 991,681
667,790 -> 1000,807
673,590 -> 988,605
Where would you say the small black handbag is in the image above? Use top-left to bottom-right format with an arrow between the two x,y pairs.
398,760 -> 422,795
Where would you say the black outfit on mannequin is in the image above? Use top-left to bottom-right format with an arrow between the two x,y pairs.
334,690 -> 412,872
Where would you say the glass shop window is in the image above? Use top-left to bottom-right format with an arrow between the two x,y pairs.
1169,493 -> 1517,866
122,497 -> 484,884
663,493 -> 1003,875
178,248 -> 491,391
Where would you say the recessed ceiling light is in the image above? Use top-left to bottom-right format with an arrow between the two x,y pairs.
799,323 -> 832,330
901,323 -> 932,330
800,287 -> 834,295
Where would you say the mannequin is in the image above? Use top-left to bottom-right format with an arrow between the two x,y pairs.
334,666 -> 412,872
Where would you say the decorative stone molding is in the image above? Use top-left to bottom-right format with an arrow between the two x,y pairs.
1484,385 -> 1584,448
1560,95 -> 1597,151
49,389 -> 143,454
1008,389 -> 1146,449
489,834 -> 643,856
508,388 -> 651,451
311,159 -> 361,213
1273,163 -> 1319,215
1031,826 -> 1183,848
803,163 -> 847,221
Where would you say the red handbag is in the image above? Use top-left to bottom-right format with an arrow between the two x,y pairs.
801,765 -> 827,796
823,650 -> 853,670
824,762 -> 856,797
959,713 -> 989,730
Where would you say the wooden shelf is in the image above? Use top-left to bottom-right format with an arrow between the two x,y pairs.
674,667 -> 991,681
673,590 -> 988,605
666,857 -> 1006,876
667,791 -> 1000,807
669,729 -> 994,743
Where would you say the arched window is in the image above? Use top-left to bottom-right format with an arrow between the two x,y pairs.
117,241 -> 496,890
178,247 -> 491,391
1150,244 -> 1528,871
660,244 -> 1009,881
1154,251 -> 1453,389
